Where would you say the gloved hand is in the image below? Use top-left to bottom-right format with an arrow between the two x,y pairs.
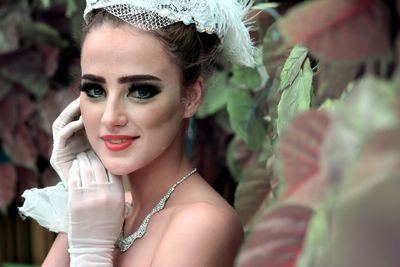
68,151 -> 124,267
50,98 -> 90,183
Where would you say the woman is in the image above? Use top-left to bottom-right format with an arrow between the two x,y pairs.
19,0 -> 256,266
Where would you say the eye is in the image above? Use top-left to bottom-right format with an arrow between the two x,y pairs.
128,84 -> 161,100
80,83 -> 106,98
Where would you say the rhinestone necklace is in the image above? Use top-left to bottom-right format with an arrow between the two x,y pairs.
116,168 -> 197,252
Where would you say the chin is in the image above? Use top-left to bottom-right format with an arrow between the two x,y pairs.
105,165 -> 135,176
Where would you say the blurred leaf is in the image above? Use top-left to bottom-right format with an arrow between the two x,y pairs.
279,45 -> 308,91
235,203 -> 314,267
320,76 -> 398,193
0,91 -> 19,142
197,72 -> 232,118
259,137 -> 273,162
226,137 -> 261,182
263,23 -> 289,79
279,110 -> 332,207
393,33 -> 400,86
3,124 -> 38,170
298,127 -> 400,267
0,77 -> 13,100
314,61 -> 360,105
227,89 -> 267,150
277,58 -> 312,136
0,7 -> 19,53
40,0 -> 50,9
341,129 -> 400,202
278,0 -> 391,62
17,90 -> 36,121
66,0 -> 78,17
295,196 -> 333,267
38,88 -> 77,134
234,159 -> 274,227
232,64 -> 261,89
31,114 -> 52,158
36,43 -> 60,77
19,21 -> 67,48
0,163 -> 17,214
214,109 -> 233,134
226,137 -> 243,182
0,50 -> 48,98
340,76 -> 398,134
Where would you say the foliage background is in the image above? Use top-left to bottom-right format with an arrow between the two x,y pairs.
0,0 -> 400,266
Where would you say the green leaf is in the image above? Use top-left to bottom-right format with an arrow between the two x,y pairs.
226,138 -> 241,182
231,64 -> 262,89
197,72 -> 232,118
277,58 -> 312,136
40,0 -> 51,9
296,197 -> 333,267
66,0 -> 79,17
279,45 -> 308,91
227,90 -> 267,150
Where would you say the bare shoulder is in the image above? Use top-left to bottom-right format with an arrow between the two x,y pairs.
151,202 -> 244,267
171,202 -> 243,235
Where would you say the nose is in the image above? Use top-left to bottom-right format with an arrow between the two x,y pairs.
101,97 -> 128,128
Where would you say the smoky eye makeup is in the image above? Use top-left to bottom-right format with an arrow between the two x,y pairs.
80,82 -> 106,98
127,82 -> 161,100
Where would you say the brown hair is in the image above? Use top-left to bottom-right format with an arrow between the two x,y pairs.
82,10 -> 221,88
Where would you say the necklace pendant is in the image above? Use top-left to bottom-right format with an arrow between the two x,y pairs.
117,233 -> 132,252
116,168 -> 197,253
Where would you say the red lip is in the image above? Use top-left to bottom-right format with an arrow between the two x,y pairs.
101,135 -> 137,151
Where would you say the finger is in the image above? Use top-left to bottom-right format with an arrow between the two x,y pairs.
76,152 -> 95,187
108,172 -> 124,192
107,172 -> 125,207
87,150 -> 108,183
68,160 -> 81,189
56,116 -> 84,147
52,98 -> 80,132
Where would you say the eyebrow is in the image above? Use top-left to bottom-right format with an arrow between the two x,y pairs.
81,74 -> 161,84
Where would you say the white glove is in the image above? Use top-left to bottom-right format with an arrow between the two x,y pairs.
50,98 -> 90,183
68,151 -> 124,267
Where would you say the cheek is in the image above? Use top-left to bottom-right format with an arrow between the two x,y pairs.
80,98 -> 100,140
143,98 -> 184,130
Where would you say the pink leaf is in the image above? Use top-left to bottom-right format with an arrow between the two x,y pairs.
17,90 -> 36,121
278,0 -> 391,61
30,113 -> 53,158
38,87 -> 78,134
35,43 -> 60,77
314,61 -> 362,105
3,124 -> 38,170
0,163 -> 17,213
0,50 -> 48,97
279,110 -> 332,207
0,91 -> 18,141
236,204 -> 313,267
234,165 -> 273,226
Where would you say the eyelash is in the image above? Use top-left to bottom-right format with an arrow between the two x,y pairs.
79,83 -> 161,101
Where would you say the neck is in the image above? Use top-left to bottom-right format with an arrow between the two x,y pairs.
125,131 -> 193,217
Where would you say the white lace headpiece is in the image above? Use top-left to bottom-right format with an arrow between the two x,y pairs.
83,0 -> 256,67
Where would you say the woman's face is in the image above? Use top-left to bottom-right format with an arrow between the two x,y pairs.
80,23 -> 189,175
